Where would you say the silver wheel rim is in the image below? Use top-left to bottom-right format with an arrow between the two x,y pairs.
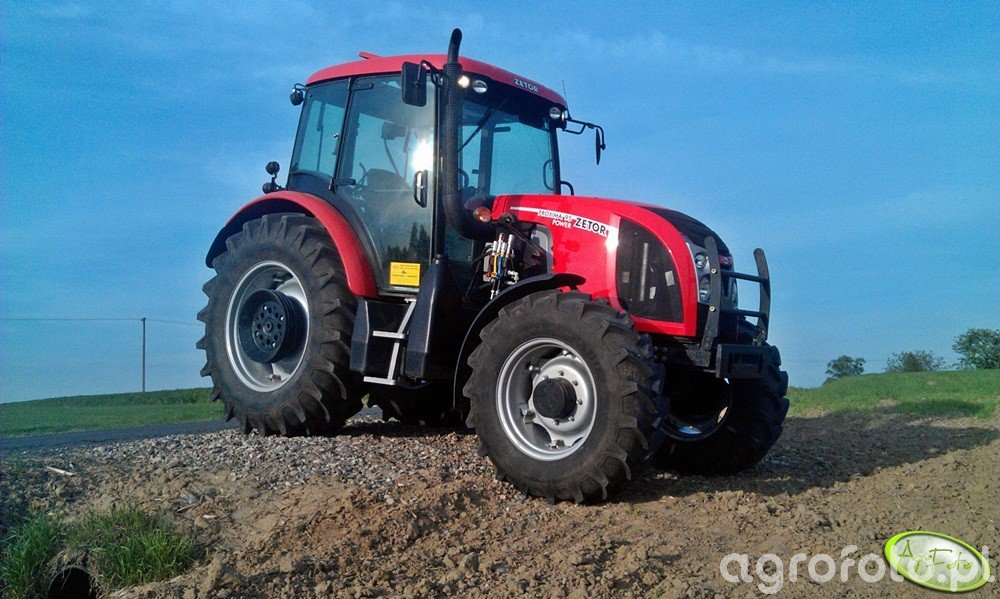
225,261 -> 309,392
496,338 -> 597,461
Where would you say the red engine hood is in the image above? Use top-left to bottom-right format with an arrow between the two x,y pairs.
489,194 -> 714,337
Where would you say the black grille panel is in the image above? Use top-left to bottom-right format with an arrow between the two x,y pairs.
616,220 -> 683,322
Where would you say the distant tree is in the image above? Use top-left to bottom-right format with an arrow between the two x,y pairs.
885,350 -> 945,373
825,355 -> 865,382
952,328 -> 1000,370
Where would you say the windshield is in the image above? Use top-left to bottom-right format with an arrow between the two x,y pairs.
460,88 -> 557,196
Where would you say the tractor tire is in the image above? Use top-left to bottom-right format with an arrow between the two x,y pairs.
654,344 -> 789,474
197,213 -> 364,436
464,290 -> 659,503
369,383 -> 466,427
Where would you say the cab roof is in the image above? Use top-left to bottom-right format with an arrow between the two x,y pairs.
306,53 -> 567,107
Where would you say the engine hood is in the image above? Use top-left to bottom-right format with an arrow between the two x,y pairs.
488,193 -> 728,338
637,205 -> 730,255
491,194 -> 729,255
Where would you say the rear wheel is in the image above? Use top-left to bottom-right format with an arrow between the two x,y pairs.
197,214 -> 364,436
654,344 -> 788,474
369,383 -> 466,427
464,291 -> 659,503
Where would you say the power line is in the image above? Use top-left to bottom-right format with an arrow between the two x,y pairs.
1,317 -> 202,327
147,318 -> 203,328
0,317 -> 140,322
1,316 -> 203,393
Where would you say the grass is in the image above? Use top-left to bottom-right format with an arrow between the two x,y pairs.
67,509 -> 199,589
2,370 -> 996,438
0,389 -> 219,436
788,369 -> 1000,419
0,514 -> 65,599
0,509 -> 199,598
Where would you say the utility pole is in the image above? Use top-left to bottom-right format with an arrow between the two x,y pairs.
141,317 -> 147,393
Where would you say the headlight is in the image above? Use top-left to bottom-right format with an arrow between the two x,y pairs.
699,275 -> 711,302
694,252 -> 708,271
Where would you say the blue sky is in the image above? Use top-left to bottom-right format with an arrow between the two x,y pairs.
1,1 -> 997,401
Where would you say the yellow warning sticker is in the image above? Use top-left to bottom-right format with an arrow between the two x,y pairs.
389,262 -> 421,287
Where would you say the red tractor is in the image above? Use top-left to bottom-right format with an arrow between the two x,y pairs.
198,30 -> 789,503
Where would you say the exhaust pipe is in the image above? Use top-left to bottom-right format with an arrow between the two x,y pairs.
439,28 -> 490,246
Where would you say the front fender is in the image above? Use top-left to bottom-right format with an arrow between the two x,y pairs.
205,191 -> 378,298
452,273 -> 586,405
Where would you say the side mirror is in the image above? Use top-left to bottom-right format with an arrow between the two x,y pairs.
595,127 -> 606,165
289,84 -> 305,106
401,62 -> 427,107
262,162 -> 282,193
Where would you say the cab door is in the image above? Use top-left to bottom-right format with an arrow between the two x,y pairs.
334,75 -> 436,294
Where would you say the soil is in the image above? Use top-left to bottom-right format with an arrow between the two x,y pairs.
1,410 -> 997,598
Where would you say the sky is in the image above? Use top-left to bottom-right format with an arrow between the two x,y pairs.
1,1 -> 997,402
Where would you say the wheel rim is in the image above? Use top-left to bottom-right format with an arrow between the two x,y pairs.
661,383 -> 731,441
496,338 -> 597,461
225,261 -> 309,392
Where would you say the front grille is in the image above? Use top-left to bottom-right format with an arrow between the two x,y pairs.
616,219 -> 683,322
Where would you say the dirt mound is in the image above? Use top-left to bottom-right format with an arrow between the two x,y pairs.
2,411 -> 996,597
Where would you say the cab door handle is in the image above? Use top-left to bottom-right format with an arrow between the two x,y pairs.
413,170 -> 428,207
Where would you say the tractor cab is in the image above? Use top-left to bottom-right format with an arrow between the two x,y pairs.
283,53 -> 574,298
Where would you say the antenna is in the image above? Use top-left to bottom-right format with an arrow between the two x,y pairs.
562,80 -> 569,105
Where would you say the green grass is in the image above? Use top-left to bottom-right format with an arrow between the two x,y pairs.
0,514 -> 66,599
0,389 -> 220,436
0,508 -> 199,597
2,370 -> 996,437
67,508 -> 199,589
788,369 -> 1000,419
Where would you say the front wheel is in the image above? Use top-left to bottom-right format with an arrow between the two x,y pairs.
654,345 -> 789,474
464,291 -> 659,503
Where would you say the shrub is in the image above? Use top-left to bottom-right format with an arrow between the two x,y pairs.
952,328 -> 1000,370
824,355 -> 865,382
885,350 -> 945,373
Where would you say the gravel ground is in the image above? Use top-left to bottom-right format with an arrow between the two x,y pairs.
1,410 -> 997,598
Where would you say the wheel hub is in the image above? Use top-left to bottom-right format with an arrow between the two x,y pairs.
532,378 -> 577,419
237,289 -> 304,363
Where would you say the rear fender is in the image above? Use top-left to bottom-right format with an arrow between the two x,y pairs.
205,191 -> 378,298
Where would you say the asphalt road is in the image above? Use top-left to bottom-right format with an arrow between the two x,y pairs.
0,419 -> 239,454
0,407 -> 384,455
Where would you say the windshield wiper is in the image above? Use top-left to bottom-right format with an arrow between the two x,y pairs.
462,93 -> 512,149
